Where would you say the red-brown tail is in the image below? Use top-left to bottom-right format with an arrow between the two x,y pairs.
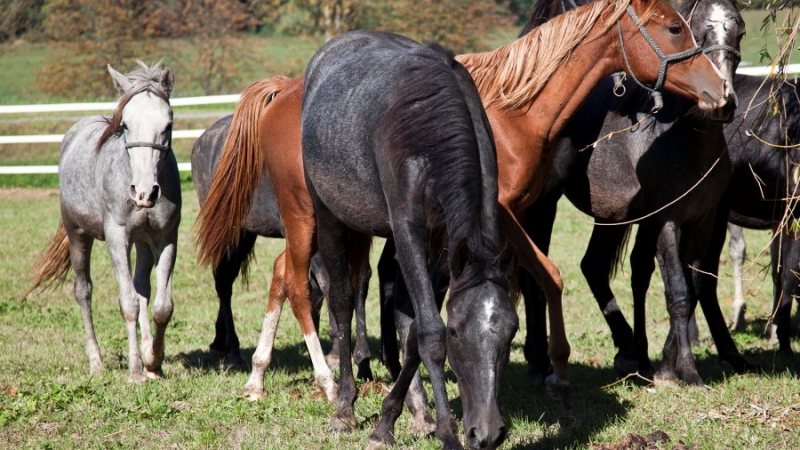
27,220 -> 71,296
194,76 -> 292,268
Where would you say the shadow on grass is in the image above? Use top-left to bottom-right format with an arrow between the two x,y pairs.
445,359 -> 631,449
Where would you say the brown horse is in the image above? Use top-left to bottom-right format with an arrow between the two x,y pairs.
195,0 -> 730,432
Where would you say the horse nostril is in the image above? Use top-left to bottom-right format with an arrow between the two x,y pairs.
149,185 -> 160,202
467,427 -> 488,449
129,185 -> 137,199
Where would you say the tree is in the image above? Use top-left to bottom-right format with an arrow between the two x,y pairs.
370,0 -> 508,53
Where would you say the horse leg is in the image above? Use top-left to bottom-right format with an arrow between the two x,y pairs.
519,194 -> 558,383
368,319 -> 424,449
696,210 -> 754,373
66,232 -> 102,374
143,233 -> 177,378
772,229 -> 795,354
308,253 -> 339,369
243,250 -> 288,400
727,223 -> 747,330
211,232 -> 257,367
377,239 -> 401,380
132,242 -> 157,377
353,261 -> 374,381
104,226 -> 145,382
314,204 -> 369,430
630,224 -> 657,374
388,219 -> 460,448
581,225 -> 636,376
388,255 -> 436,436
498,206 -> 569,401
652,221 -> 703,387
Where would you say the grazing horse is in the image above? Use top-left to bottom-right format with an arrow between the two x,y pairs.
521,0 -> 745,385
28,60 -> 180,382
195,0 -> 730,443
191,115 -> 376,378
707,75 -> 800,353
302,30 -> 517,450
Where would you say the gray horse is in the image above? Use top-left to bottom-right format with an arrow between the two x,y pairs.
29,60 -> 180,382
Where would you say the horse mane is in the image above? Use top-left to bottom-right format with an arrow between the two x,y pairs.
375,43 -> 505,292
96,60 -> 172,152
457,0 -> 657,111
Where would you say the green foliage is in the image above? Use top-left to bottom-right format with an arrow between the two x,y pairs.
0,0 -> 44,43
369,0 -> 509,52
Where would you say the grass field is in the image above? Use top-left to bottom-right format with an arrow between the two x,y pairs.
0,186 -> 798,449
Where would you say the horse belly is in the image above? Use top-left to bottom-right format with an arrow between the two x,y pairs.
309,167 -> 393,237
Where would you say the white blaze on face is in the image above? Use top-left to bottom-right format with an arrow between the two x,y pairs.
482,300 -> 496,333
706,4 -> 737,82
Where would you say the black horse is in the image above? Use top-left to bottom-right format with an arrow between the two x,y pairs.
705,74 -> 800,354
521,0 -> 747,385
190,115 -> 376,377
301,30 -> 517,449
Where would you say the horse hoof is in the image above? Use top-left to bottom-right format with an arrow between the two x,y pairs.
409,414 -> 436,437
544,374 -> 571,410
366,434 -> 394,450
145,368 -> 163,380
243,385 -> 264,401
224,353 -> 247,370
613,353 -> 639,377
127,373 -> 147,384
330,411 -> 358,431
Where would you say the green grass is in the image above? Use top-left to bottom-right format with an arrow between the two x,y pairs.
0,186 -> 797,448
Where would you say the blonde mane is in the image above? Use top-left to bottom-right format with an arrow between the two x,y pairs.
457,0 -> 657,111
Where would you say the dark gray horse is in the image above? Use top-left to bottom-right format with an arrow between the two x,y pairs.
190,115 -> 376,377
29,60 -> 180,382
706,75 -> 800,353
302,31 -> 517,449
521,0 -> 747,385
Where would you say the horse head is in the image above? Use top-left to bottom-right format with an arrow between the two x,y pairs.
620,0 -> 733,114
681,0 -> 744,120
107,61 -> 174,209
445,250 -> 518,450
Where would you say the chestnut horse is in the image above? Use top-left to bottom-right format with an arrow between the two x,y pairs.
196,0 -> 730,443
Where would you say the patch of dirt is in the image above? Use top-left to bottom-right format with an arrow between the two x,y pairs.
0,188 -> 59,200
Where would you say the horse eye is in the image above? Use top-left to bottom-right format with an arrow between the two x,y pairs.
668,25 -> 682,35
447,326 -> 457,338
120,122 -> 128,131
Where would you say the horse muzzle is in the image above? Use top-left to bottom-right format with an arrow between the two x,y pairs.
129,183 -> 161,209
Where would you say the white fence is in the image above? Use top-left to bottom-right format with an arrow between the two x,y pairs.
2,64 -> 799,176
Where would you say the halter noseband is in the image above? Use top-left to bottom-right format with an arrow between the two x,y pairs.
617,5 -> 709,113
124,141 -> 172,152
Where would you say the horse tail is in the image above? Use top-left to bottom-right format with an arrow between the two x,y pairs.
27,220 -> 71,296
194,76 -> 291,268
609,224 -> 633,280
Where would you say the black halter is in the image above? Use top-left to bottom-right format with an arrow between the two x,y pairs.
617,5 -> 707,113
124,141 -> 172,152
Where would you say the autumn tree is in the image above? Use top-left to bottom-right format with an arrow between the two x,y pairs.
370,0 -> 507,52
0,0 -> 44,44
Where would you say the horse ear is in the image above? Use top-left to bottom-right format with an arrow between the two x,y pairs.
107,64 -> 132,94
160,67 -> 175,97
